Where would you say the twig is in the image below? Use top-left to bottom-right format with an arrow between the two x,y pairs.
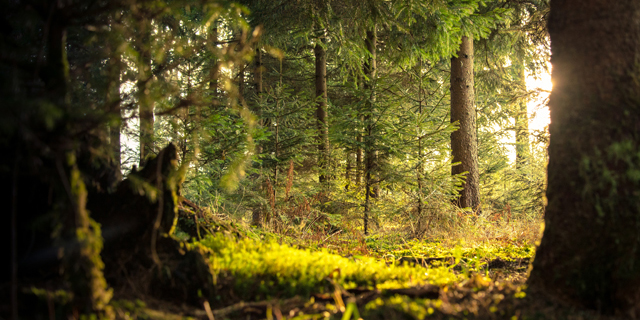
200,296 -> 302,318
321,230 -> 342,244
203,301 -> 214,320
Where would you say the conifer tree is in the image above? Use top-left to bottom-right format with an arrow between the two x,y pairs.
450,35 -> 480,211
529,0 -> 640,314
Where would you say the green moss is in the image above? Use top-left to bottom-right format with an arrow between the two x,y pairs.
195,234 -> 461,300
373,239 -> 534,265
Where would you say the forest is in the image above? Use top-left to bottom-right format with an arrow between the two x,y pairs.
2,0 -> 640,319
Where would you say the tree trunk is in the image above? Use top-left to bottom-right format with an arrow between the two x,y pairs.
108,56 -> 122,180
138,17 -> 154,165
345,152 -> 352,190
107,21 -> 122,179
528,1 -> 640,316
450,36 -> 479,211
251,47 -> 264,226
514,61 -> 529,169
315,34 -> 329,184
356,134 -> 363,185
209,22 -> 219,98
238,63 -> 245,100
363,28 -> 376,235
49,8 -> 112,315
417,60 -> 424,220
255,48 -> 263,96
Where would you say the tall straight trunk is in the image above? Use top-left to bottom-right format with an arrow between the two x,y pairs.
356,134 -> 363,185
514,62 -> 530,169
209,22 -> 219,98
138,17 -> 154,165
363,28 -> 376,235
238,63 -> 245,100
315,34 -> 329,184
251,48 -> 265,226
345,152 -> 352,190
528,1 -> 640,315
255,48 -> 263,96
417,59 -> 424,219
450,36 -> 479,211
107,50 -> 121,178
356,73 -> 364,186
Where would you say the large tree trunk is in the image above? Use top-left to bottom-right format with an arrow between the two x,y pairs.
528,1 -> 640,316
363,28 -> 377,235
315,33 -> 329,184
450,36 -> 479,211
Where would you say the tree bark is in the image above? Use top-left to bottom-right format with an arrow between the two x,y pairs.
345,152 -> 352,190
363,28 -> 376,235
528,0 -> 640,316
255,47 -> 263,96
108,46 -> 122,178
315,33 -> 329,184
49,7 -> 112,314
356,133 -> 363,185
450,36 -> 479,211
209,22 -> 219,98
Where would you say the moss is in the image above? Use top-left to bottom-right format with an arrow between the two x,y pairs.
196,234 -> 462,301
68,152 -> 113,317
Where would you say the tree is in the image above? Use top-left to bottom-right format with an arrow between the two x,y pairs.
315,30 -> 330,184
363,28 -> 377,235
528,0 -> 640,316
450,35 -> 480,211
136,13 -> 155,164
513,60 -> 530,169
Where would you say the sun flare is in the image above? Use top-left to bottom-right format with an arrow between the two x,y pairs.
526,67 -> 552,132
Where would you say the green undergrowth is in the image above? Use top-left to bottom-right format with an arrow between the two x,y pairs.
369,237 -> 534,262
186,222 -> 536,298
192,233 -> 462,302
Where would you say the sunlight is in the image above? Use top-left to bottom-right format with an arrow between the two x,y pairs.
525,67 -> 552,132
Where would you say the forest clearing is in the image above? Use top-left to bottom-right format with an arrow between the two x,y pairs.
2,0 -> 640,319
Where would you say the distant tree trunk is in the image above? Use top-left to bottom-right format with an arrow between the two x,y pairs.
209,22 -> 219,98
251,47 -> 265,226
514,62 -> 529,169
356,133 -> 363,185
138,17 -> 154,165
363,28 -> 377,235
236,29 -> 246,103
528,1 -> 640,316
416,59 -> 424,219
345,152 -> 352,190
315,32 -> 329,184
238,63 -> 245,100
107,50 -> 122,178
255,48 -> 263,96
450,36 -> 479,211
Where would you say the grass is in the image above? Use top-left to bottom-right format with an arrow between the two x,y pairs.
168,209 -> 542,318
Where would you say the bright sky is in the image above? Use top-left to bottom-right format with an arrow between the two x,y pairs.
526,68 -> 552,132
500,67 -> 552,162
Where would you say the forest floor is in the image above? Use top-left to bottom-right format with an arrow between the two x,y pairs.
101,214 -> 625,320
